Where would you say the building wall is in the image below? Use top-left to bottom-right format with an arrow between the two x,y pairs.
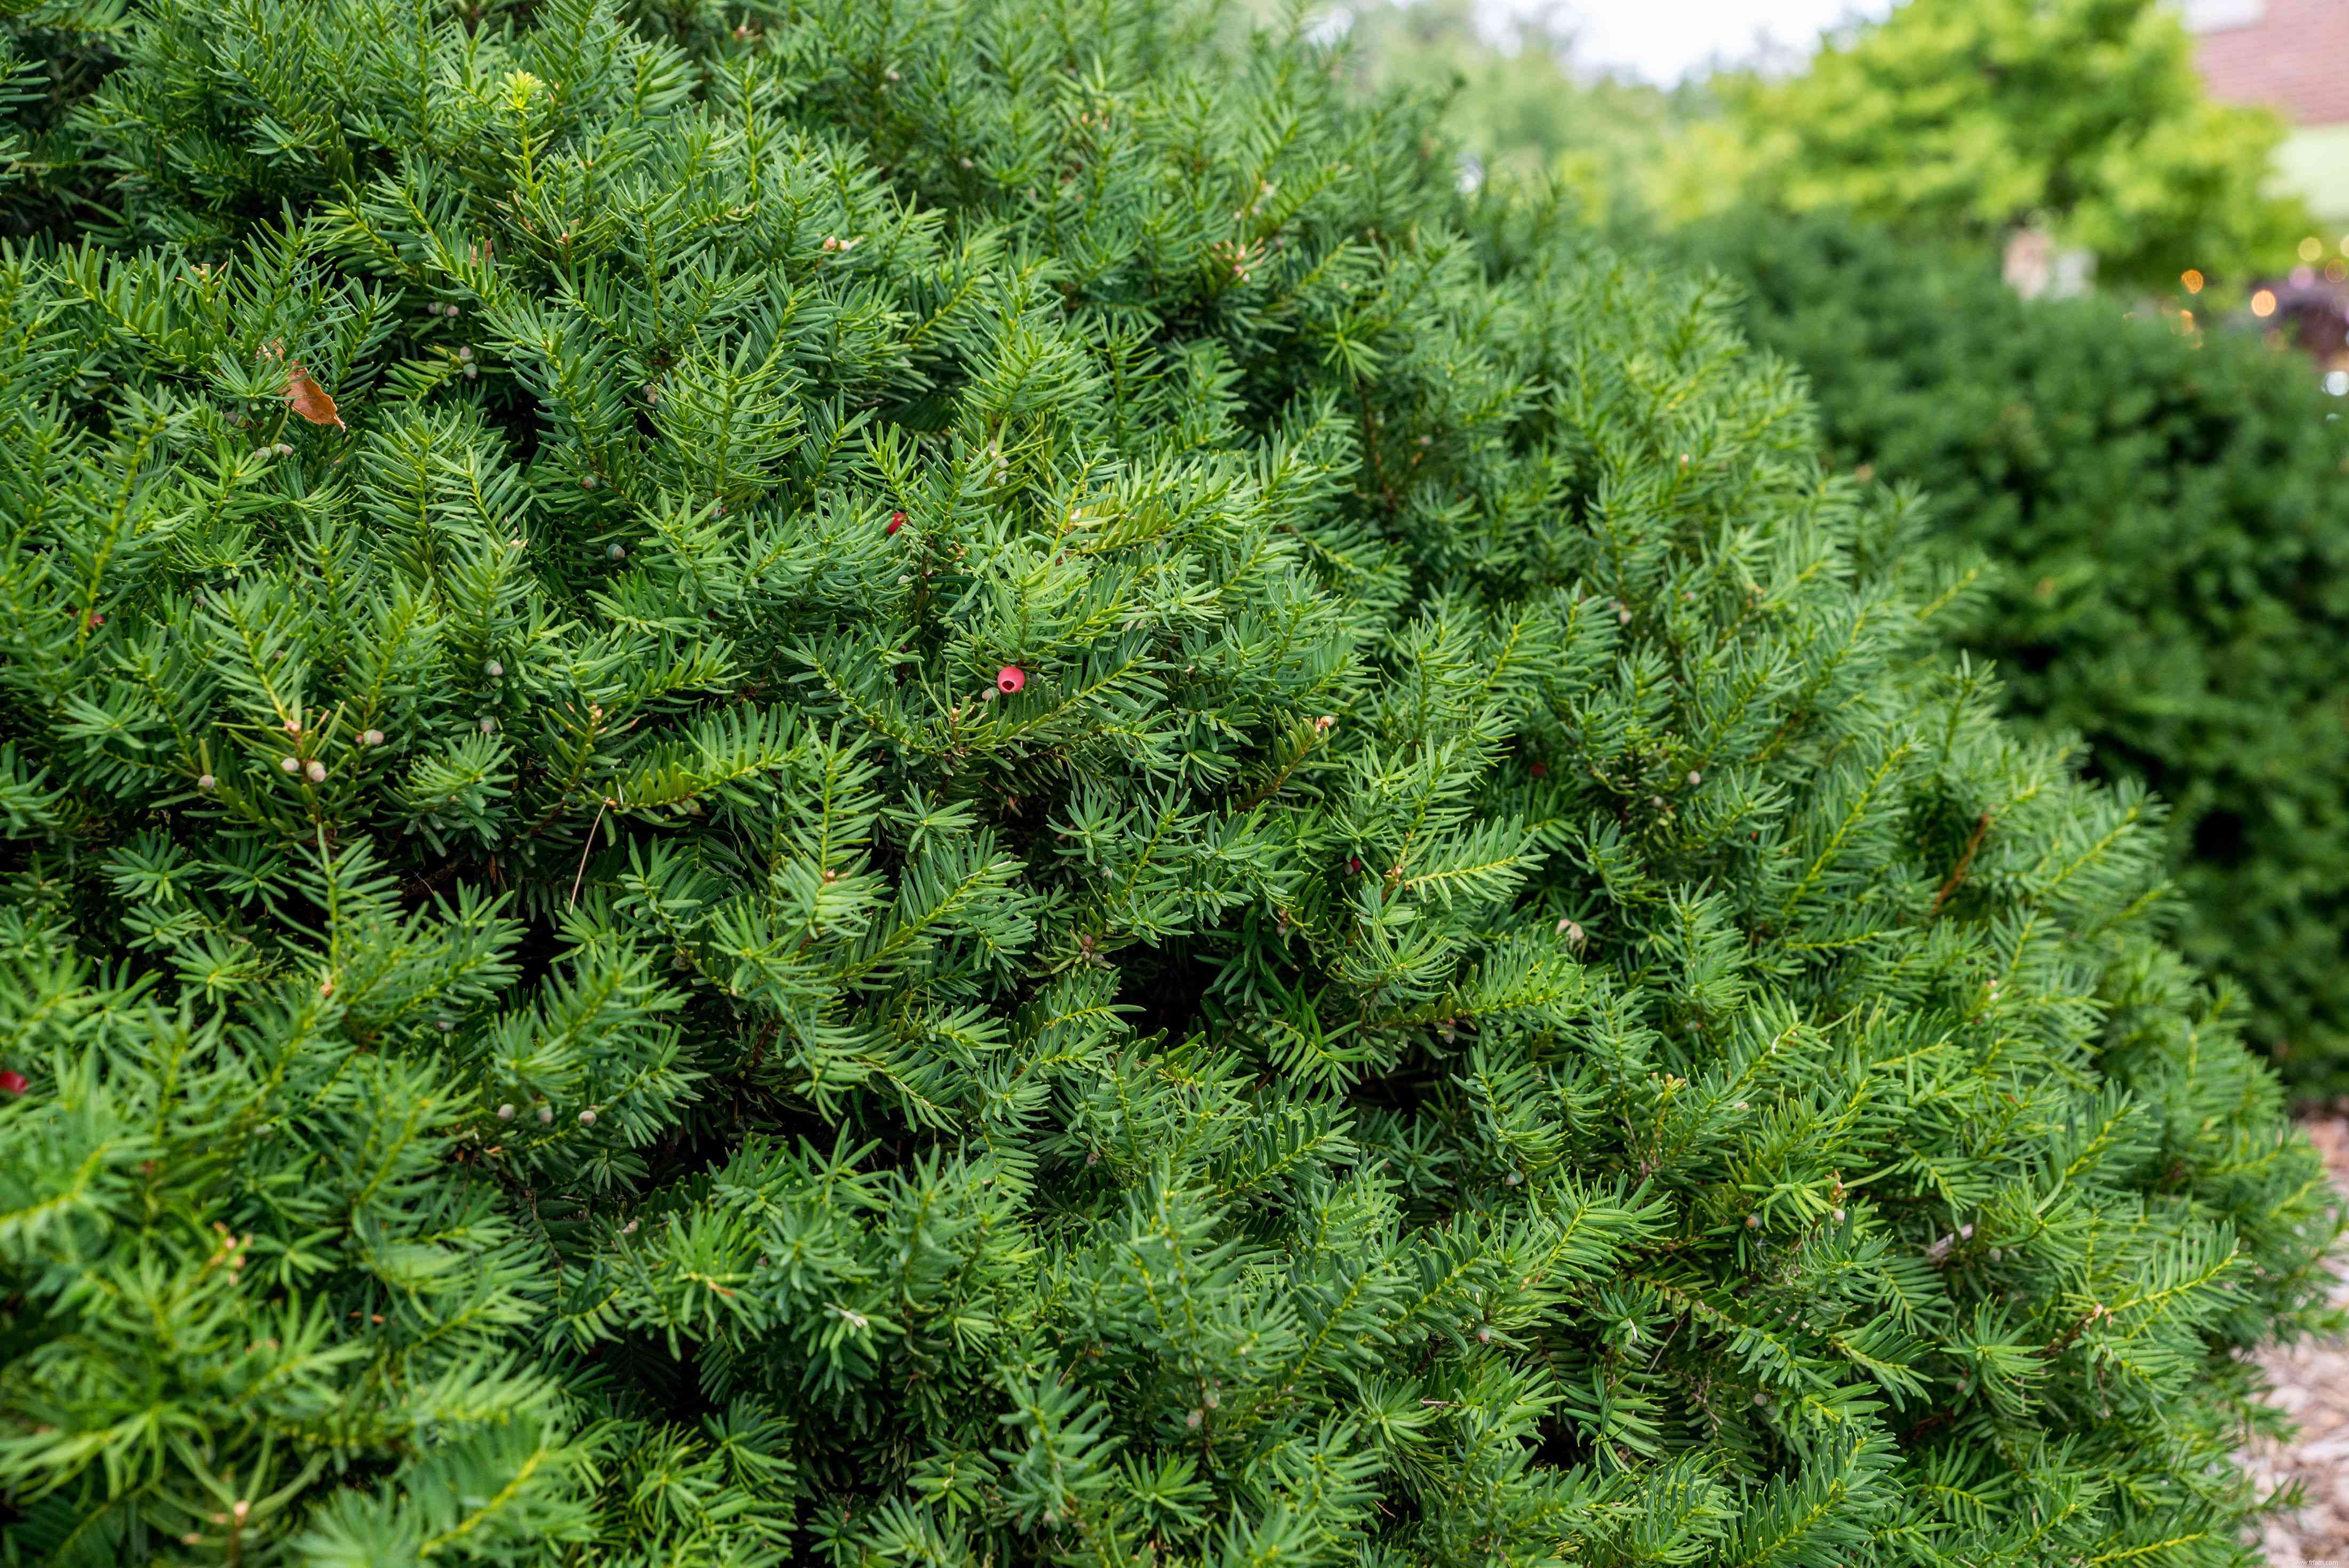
2276,123 -> 2349,229
2191,0 -> 2349,128
2185,0 -> 2349,228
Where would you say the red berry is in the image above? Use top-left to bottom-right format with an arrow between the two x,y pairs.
0,1071 -> 26,1096
1348,857 -> 1362,875
996,665 -> 1026,695
1528,761 -> 1547,778
887,510 -> 906,536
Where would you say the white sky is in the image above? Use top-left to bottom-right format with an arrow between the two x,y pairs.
1503,1 -> 1898,84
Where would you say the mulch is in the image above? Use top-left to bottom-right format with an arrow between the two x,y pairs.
2247,1116 -> 2349,1567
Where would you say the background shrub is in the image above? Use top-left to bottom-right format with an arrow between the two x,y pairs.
0,3 -> 2335,1564
1689,209 -> 2349,1091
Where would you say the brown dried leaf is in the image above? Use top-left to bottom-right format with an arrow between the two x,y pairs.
284,364 -> 344,429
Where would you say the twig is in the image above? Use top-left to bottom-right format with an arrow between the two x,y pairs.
569,799 -> 609,908
1929,811 -> 1993,920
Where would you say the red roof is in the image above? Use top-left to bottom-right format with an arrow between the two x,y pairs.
2195,0 -> 2349,127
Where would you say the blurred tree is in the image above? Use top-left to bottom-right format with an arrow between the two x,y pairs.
1659,0 -> 2307,288
1687,208 -> 2349,1084
1324,0 -> 1689,226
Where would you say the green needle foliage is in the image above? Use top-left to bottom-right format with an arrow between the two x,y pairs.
1688,209 -> 2349,1093
0,2 -> 2336,1565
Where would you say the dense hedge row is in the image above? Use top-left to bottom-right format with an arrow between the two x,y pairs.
1691,210 -> 2349,1089
0,4 -> 2334,1565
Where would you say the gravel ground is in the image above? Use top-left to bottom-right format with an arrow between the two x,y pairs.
2247,1116 -> 2349,1568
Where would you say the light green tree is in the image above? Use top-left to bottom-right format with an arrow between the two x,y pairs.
1660,0 -> 2307,286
